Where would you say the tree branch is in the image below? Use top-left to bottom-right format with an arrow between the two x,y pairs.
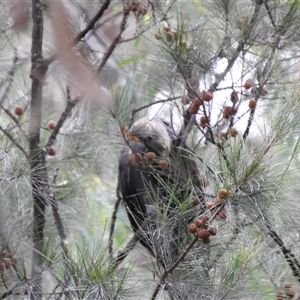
97,9 -> 130,74
73,0 -> 111,45
45,86 -> 81,149
0,125 -> 27,156
0,103 -> 28,139
43,0 -> 111,67
112,233 -> 140,269
29,1 -> 46,298
108,190 -> 122,257
253,200 -> 300,281
151,236 -> 198,300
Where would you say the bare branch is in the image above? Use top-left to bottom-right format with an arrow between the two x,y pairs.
73,0 -> 111,45
97,9 -> 130,74
45,86 -> 81,150
29,0 -> 46,298
131,96 -> 181,122
151,236 -> 198,300
108,190 -> 122,257
43,0 -> 111,67
112,233 -> 140,269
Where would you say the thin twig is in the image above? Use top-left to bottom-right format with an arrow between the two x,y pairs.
97,9 -> 130,74
0,125 -> 27,156
219,263 -> 249,300
45,87 -> 81,149
43,0 -> 111,66
0,104 -> 28,139
151,202 -> 227,300
73,0 -> 111,45
108,190 -> 122,256
0,289 -> 13,299
112,233 -> 141,268
211,0 -> 263,92
151,236 -> 198,300
48,192 -> 73,299
131,96 -> 181,122
243,2 -> 298,140
242,105 -> 256,140
267,224 -> 300,280
254,200 -> 300,281
264,1 -> 276,29
281,137 -> 300,179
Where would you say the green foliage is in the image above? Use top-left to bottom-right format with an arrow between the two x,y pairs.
1,0 -> 300,299
58,239 -> 130,299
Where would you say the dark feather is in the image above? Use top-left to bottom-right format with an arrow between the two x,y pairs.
118,117 -> 203,266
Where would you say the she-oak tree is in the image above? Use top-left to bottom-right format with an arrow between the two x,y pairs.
0,0 -> 300,299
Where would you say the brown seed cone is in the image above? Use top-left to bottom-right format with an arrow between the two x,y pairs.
243,80 -> 252,89
286,289 -> 295,298
206,202 -> 216,210
222,106 -> 237,119
217,208 -> 227,219
229,128 -> 238,137
208,227 -> 218,236
200,116 -> 207,128
220,132 -> 227,139
131,153 -> 143,165
248,99 -> 257,109
137,3 -> 148,15
47,121 -> 56,130
172,31 -> 179,40
217,189 -> 230,199
166,32 -> 175,42
276,291 -> 283,300
202,91 -> 213,102
284,283 -> 292,289
191,196 -> 200,206
197,229 -> 210,239
215,196 -> 222,202
47,146 -> 57,156
14,106 -> 24,116
145,152 -> 156,164
188,223 -> 198,234
194,219 -> 203,228
189,98 -> 203,114
201,215 -> 210,224
159,160 -> 169,168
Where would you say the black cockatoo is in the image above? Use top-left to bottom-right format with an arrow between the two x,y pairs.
118,117 -> 202,267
